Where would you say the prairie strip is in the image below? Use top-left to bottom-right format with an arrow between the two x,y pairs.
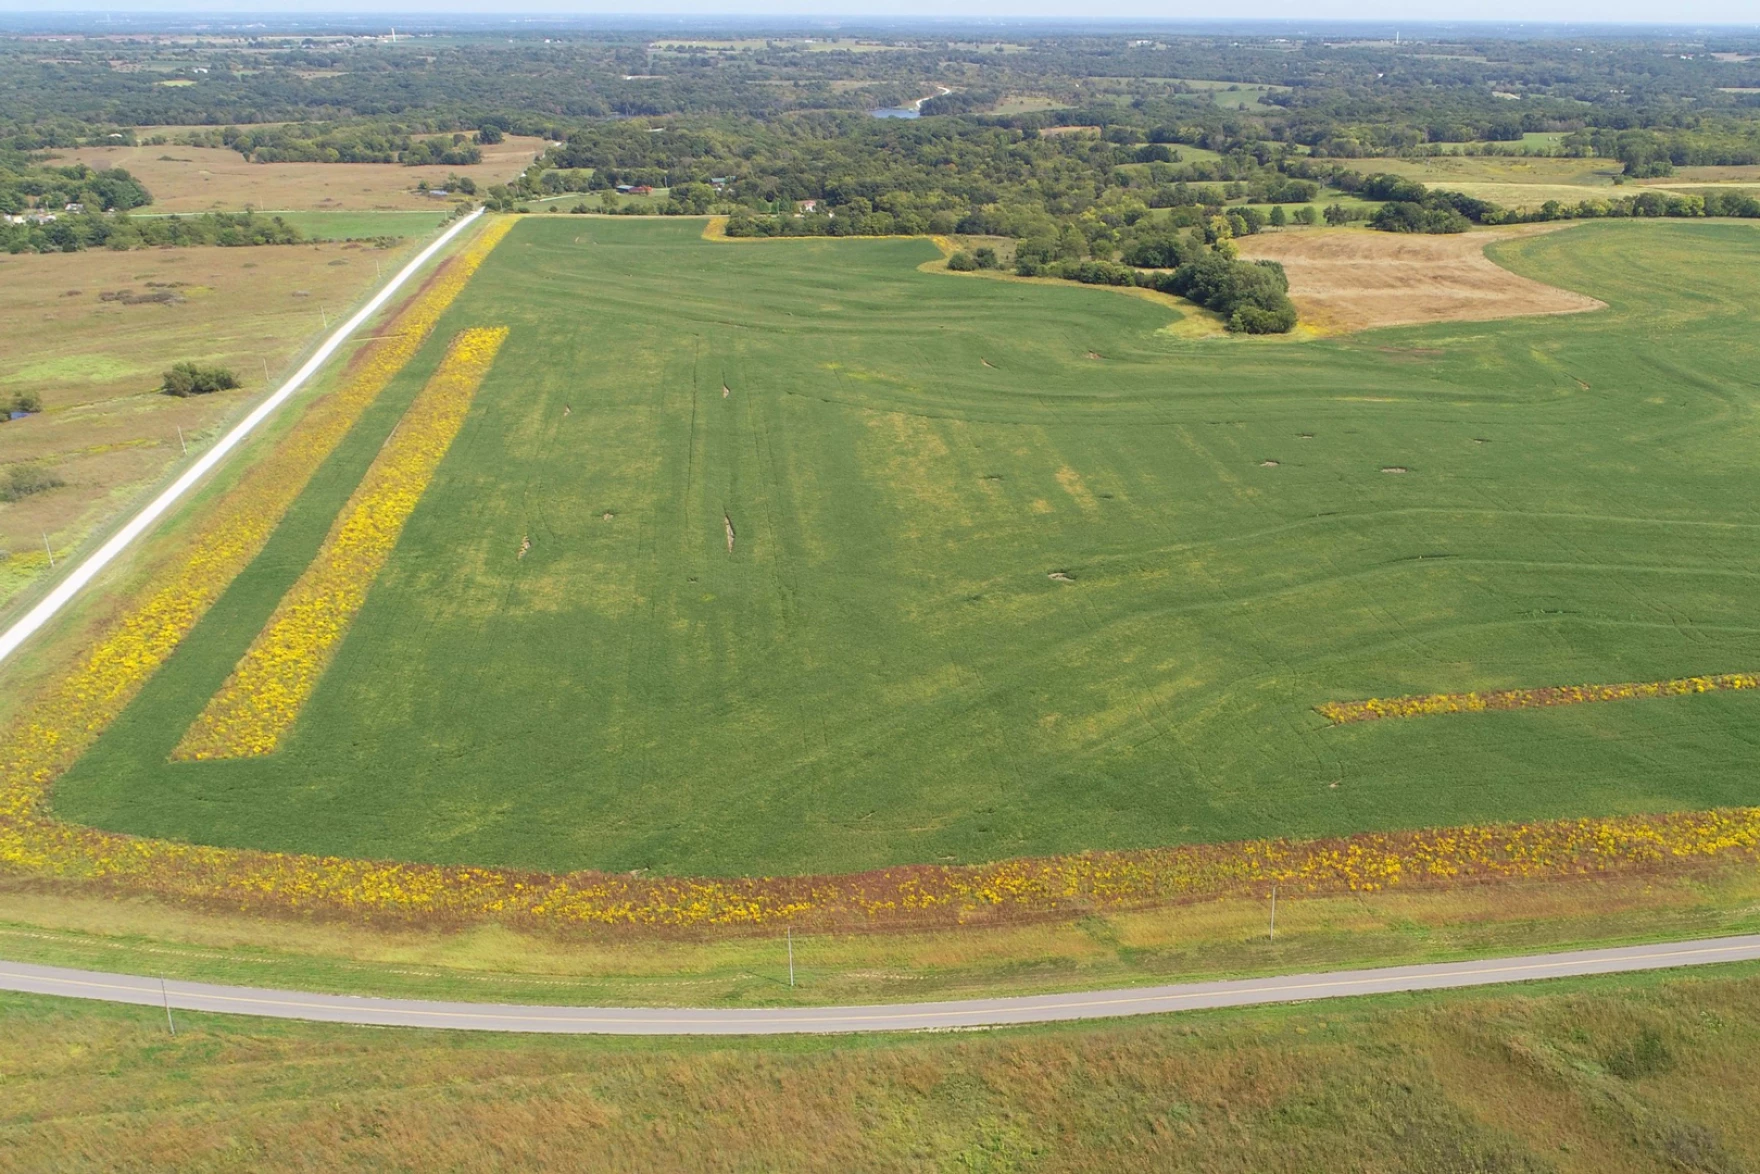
175,327 -> 509,760
1318,671 -> 1760,725
0,218 -> 513,825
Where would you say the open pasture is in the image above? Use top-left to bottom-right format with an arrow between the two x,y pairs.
49,136 -> 547,214
0,239 -> 415,612
49,217 -> 1760,880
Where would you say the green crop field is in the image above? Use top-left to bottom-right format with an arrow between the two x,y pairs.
266,210 -> 451,239
51,217 -> 1760,879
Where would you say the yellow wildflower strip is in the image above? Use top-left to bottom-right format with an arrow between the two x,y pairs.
1319,672 -> 1760,725
174,328 -> 509,760
7,798 -> 1760,934
0,219 -> 510,822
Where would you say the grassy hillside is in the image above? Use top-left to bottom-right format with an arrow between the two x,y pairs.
52,217 -> 1760,877
5,966 -> 1760,1171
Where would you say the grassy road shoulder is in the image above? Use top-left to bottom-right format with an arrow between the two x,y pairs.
4,959 -> 1759,1171
2,863 -> 1759,1009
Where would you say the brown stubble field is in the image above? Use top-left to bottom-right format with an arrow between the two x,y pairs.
1236,223 -> 1605,333
48,135 -> 548,212
0,239 -> 415,610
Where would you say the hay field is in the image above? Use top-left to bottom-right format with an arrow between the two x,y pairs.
5,965 -> 1760,1172
47,136 -> 547,213
0,240 -> 415,610
1321,155 -> 1760,210
47,217 -> 1760,880
1236,224 -> 1604,332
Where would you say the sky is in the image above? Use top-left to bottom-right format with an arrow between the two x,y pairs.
0,2 -> 1757,28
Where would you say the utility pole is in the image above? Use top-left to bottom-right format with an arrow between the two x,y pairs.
1269,884 -> 1278,943
320,306 -> 329,329
787,929 -> 795,988
262,357 -> 271,387
177,426 -> 186,455
42,533 -> 54,569
160,977 -> 176,1036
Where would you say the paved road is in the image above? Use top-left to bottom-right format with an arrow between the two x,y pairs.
0,208 -> 485,668
3,935 -> 1757,1036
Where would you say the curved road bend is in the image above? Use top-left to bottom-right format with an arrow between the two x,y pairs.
3,935 -> 1758,1036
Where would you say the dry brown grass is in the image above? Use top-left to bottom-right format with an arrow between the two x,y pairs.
3,965 -> 1760,1171
1236,224 -> 1605,333
47,136 -> 547,213
1648,164 -> 1760,185
0,239 -> 415,610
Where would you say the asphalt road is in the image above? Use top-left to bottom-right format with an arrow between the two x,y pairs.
3,935 -> 1758,1036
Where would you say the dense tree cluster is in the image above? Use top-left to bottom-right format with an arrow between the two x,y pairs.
2,209 -> 306,253
0,158 -> 151,216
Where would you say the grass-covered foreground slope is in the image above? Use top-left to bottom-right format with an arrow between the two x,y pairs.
6,967 -> 1760,1172
54,218 -> 1760,877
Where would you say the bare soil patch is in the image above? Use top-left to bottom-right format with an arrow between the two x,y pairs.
49,136 -> 547,214
1236,225 -> 1604,333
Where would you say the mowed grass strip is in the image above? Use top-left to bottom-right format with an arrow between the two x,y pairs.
174,327 -> 510,761
51,218 -> 1760,879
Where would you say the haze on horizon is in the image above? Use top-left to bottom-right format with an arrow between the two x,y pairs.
2,1 -> 1758,30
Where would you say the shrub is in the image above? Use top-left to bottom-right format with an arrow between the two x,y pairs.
7,391 -> 43,415
1050,259 -> 1140,286
0,463 -> 63,502
1231,304 -> 1298,334
946,250 -> 978,271
161,361 -> 240,398
1604,1027 -> 1674,1080
973,246 -> 1000,269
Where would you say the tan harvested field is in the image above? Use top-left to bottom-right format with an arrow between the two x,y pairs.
1321,156 -> 1760,210
47,135 -> 547,213
1649,164 -> 1760,184
0,239 -> 414,608
1236,224 -> 1605,333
